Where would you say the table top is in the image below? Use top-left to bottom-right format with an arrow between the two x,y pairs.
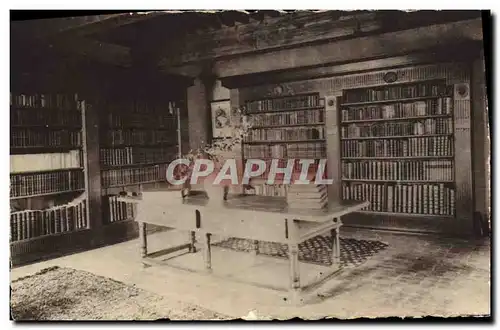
125,191 -> 369,223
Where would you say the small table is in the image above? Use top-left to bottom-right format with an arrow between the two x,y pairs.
124,192 -> 369,303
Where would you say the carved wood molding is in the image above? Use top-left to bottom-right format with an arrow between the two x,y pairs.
158,12 -> 380,67
214,18 -> 483,79
221,41 -> 482,89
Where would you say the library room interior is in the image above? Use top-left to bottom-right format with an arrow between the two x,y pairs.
9,10 -> 491,318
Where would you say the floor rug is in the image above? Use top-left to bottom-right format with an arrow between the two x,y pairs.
10,266 -> 229,321
213,236 -> 389,268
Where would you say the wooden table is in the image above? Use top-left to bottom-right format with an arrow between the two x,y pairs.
124,191 -> 369,303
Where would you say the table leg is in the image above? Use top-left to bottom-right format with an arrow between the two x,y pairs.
287,219 -> 301,303
203,233 -> 212,272
251,240 -> 259,256
189,231 -> 197,253
331,223 -> 340,265
139,222 -> 148,258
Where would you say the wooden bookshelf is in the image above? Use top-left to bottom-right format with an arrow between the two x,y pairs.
242,93 -> 328,207
339,79 -> 456,218
9,92 -> 89,250
99,98 -> 182,224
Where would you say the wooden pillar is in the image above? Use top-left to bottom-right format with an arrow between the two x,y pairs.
471,49 -> 490,228
187,77 -> 209,150
81,99 -> 103,244
325,95 -> 342,204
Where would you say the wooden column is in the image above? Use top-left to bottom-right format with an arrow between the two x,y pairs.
187,77 -> 207,150
324,95 -> 342,204
81,99 -> 104,244
471,50 -> 490,226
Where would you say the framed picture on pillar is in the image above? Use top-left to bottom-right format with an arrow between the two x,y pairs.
210,99 -> 232,138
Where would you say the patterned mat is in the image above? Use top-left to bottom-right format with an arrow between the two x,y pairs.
213,236 -> 389,268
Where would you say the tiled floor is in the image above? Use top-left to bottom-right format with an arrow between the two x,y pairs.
10,226 -> 490,319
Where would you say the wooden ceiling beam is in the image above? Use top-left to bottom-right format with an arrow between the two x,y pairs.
214,18 -> 483,79
11,12 -> 168,39
158,11 -> 381,68
48,36 -> 132,67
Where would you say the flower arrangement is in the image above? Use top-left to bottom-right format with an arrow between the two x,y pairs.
179,106 -> 254,200
185,106 -> 253,165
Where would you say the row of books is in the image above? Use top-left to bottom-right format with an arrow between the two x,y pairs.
341,160 -> 454,182
342,81 -> 448,103
100,147 -> 177,167
245,94 -> 321,113
243,142 -> 326,159
251,183 -> 288,197
106,195 -> 135,223
343,182 -> 455,216
102,113 -> 177,129
104,100 -> 179,115
101,165 -> 161,188
101,129 -> 177,146
11,129 -> 82,148
341,98 -> 453,121
11,108 -> 82,127
341,136 -> 453,158
245,127 -> 325,142
340,118 -> 453,138
10,169 -> 85,198
242,159 -> 322,180
10,93 -> 78,110
249,109 -> 324,127
10,151 -> 81,174
10,197 -> 88,242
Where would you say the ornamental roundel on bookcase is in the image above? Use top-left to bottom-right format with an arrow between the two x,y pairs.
454,83 -> 470,101
383,71 -> 398,84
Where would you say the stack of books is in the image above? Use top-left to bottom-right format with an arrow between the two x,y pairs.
286,184 -> 328,210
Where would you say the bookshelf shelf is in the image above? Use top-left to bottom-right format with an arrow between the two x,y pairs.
342,178 -> 454,184
341,156 -> 454,160
101,143 -> 177,148
340,80 -> 456,218
10,228 -> 90,245
251,122 -> 324,129
10,189 -> 86,200
104,179 -> 162,189
101,162 -> 169,170
340,134 -> 453,140
340,95 -> 441,107
357,210 -> 455,218
101,125 -> 175,130
10,146 -> 82,154
11,125 -> 82,129
243,139 -> 326,145
10,167 -> 84,175
341,114 -> 452,124
246,105 -> 325,115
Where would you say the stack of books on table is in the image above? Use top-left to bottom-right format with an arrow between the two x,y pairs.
286,184 -> 328,210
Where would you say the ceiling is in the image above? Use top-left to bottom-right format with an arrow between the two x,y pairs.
10,10 -> 484,73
